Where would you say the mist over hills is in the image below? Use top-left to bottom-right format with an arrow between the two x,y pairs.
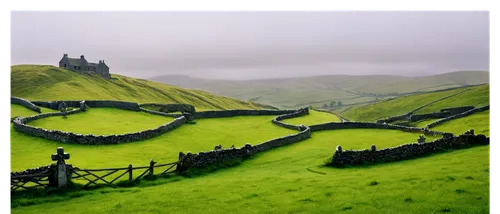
149,70 -> 489,109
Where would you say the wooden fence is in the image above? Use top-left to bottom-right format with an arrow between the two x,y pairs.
11,168 -> 51,191
70,160 -> 178,188
11,160 -> 178,191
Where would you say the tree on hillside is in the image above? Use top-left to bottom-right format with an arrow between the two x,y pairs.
323,104 -> 328,109
329,101 -> 336,108
337,101 -> 343,106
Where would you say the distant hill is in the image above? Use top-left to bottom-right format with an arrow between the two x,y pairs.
149,71 -> 489,109
341,84 -> 489,122
11,65 -> 275,111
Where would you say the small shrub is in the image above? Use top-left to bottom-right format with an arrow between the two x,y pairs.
455,189 -> 466,194
369,181 -> 379,186
404,197 -> 413,203
325,192 -> 332,197
440,208 -> 451,213
298,198 -> 313,202
341,206 -> 353,211
465,176 -> 474,180
186,120 -> 197,124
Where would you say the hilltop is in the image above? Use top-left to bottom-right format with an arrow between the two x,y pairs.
11,65 -> 275,110
150,71 -> 489,109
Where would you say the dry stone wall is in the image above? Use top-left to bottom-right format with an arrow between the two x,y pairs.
177,126 -> 311,171
31,100 -> 139,111
193,109 -> 302,119
140,108 -> 183,118
13,112 -> 187,144
272,108 -> 310,130
11,97 -> 41,113
329,131 -> 489,167
427,105 -> 490,128
140,103 -> 196,114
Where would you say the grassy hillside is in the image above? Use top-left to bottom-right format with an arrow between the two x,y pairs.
341,84 -> 489,122
150,71 -> 489,109
11,65 -> 273,110
12,109 -> 489,213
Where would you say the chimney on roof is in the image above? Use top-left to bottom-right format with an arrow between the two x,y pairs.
63,54 -> 68,57
80,55 -> 85,60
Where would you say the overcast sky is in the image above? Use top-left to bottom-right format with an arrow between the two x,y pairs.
11,11 -> 489,80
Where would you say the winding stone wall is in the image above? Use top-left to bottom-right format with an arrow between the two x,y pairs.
11,97 -> 41,113
13,112 -> 187,144
193,109 -> 301,119
309,121 -> 450,137
31,100 -> 140,111
427,105 -> 490,128
140,103 -> 196,113
140,108 -> 183,118
272,108 -> 310,130
177,126 -> 311,171
376,114 -> 409,124
328,132 -> 489,167
439,106 -> 475,114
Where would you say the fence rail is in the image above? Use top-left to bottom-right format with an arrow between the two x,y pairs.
11,160 -> 179,191
11,169 -> 51,191
69,160 -> 178,188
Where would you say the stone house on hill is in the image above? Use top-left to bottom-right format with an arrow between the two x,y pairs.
59,54 -> 110,79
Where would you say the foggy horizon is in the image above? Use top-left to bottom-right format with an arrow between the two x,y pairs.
11,11 -> 489,80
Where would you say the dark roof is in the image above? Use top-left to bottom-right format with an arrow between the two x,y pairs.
66,58 -> 83,66
62,56 -> 106,67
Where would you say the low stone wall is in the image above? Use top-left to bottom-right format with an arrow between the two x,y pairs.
376,114 -> 409,124
427,105 -> 490,128
11,97 -> 41,113
177,126 -> 311,171
84,100 -> 141,111
140,103 -> 196,113
409,112 -> 449,122
13,112 -> 187,144
440,106 -> 475,114
140,108 -> 183,118
311,121 -> 421,133
272,108 -> 310,130
31,100 -> 82,110
193,109 -> 302,119
31,100 -> 139,111
328,131 -> 489,167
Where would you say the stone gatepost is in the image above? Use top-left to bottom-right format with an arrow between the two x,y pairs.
50,147 -> 71,187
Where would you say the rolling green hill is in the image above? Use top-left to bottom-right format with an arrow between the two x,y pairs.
341,84 -> 489,122
11,65 -> 274,110
149,71 -> 489,109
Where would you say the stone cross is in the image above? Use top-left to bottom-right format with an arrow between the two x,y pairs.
51,147 -> 70,187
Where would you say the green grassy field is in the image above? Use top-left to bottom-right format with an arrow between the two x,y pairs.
11,111 -> 295,171
282,109 -> 341,125
10,66 -> 490,213
27,108 -> 174,135
11,65 -> 271,110
414,85 -> 490,114
11,104 -> 57,118
428,110 -> 490,136
342,84 -> 489,122
11,110 -> 489,214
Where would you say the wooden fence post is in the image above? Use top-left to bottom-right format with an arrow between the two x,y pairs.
149,159 -> 155,176
128,164 -> 132,182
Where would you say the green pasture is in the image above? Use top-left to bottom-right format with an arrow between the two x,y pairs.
282,109 -> 341,125
12,110 -> 489,214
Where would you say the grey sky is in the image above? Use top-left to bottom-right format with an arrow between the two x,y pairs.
11,11 -> 489,80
